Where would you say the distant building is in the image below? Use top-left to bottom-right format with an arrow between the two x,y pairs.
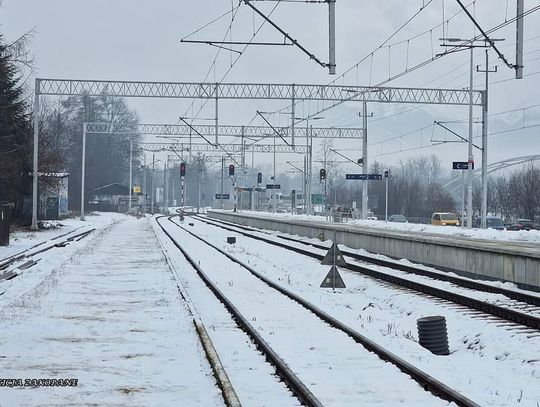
89,183 -> 135,213
38,173 -> 69,220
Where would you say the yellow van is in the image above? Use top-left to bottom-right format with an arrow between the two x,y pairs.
431,212 -> 459,226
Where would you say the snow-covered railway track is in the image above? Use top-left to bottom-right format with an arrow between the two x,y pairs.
196,215 -> 540,331
156,216 -> 322,407
160,216 -> 479,407
0,228 -> 95,283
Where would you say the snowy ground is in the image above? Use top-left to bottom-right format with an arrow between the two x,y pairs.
156,217 -> 453,407
184,215 -> 540,406
227,210 -> 540,243
0,213 -> 126,259
201,216 -> 540,311
0,216 -> 223,406
0,213 -> 125,303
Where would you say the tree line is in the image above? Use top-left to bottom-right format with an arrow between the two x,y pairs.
0,32 -> 140,221
476,163 -> 540,222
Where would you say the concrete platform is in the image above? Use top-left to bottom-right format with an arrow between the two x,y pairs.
207,210 -> 540,291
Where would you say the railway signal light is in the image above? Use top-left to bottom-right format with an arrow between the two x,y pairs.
257,172 -> 262,185
229,164 -> 235,176
180,162 -> 186,177
319,168 -> 326,181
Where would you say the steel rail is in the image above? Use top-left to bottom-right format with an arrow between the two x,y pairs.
155,216 -> 323,407
197,215 -> 540,307
194,215 -> 540,330
169,216 -> 480,407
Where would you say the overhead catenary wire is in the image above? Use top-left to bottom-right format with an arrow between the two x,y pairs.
186,1 -> 281,129
268,2 -> 540,132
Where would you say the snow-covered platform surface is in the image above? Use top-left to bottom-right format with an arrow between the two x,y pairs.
0,215 -> 221,406
213,210 -> 540,248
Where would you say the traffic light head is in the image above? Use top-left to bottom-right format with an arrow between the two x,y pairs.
319,168 -> 326,181
180,162 -> 186,177
229,164 -> 235,176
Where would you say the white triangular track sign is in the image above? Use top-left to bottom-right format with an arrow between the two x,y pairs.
320,265 -> 346,289
321,243 -> 347,266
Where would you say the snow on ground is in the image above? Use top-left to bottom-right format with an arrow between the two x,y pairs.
188,216 -> 540,407
0,213 -> 126,305
0,212 -> 127,259
226,210 -> 540,243
202,216 -> 540,309
207,215 -> 540,299
158,217 -> 454,407
0,217 -> 223,407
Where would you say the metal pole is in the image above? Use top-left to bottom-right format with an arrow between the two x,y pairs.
181,175 -> 185,208
481,50 -> 489,228
305,126 -> 309,215
308,126 -> 313,215
461,170 -> 465,228
163,159 -> 168,213
151,153 -> 155,214
129,138 -> 133,212
516,0 -> 524,79
233,175 -> 237,212
143,153 -> 147,213
241,126 -> 245,211
291,84 -> 295,147
328,0 -> 336,75
215,83 -> 219,145
467,46 -> 474,229
385,175 -> 388,222
273,135 -> 276,213
80,123 -> 87,221
31,81 -> 40,230
197,154 -> 201,213
181,145 -> 186,207
362,100 -> 368,220
172,177 -> 176,207
201,156 -> 206,213
221,156 -> 224,209
303,155 -> 307,214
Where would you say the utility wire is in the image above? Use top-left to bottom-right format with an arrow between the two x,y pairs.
291,3 -> 540,128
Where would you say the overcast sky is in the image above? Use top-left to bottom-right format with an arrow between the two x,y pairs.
2,0 -> 540,177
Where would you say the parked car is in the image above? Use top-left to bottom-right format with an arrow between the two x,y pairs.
388,214 -> 408,223
474,216 -> 505,230
366,211 -> 378,220
506,219 -> 536,231
431,212 -> 459,226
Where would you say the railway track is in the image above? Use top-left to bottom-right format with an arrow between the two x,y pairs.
0,228 -> 95,283
193,214 -> 540,331
158,215 -> 479,407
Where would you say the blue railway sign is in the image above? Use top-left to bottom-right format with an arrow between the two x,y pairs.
346,173 -> 382,180
215,194 -> 230,199
266,184 -> 281,189
452,161 -> 474,170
